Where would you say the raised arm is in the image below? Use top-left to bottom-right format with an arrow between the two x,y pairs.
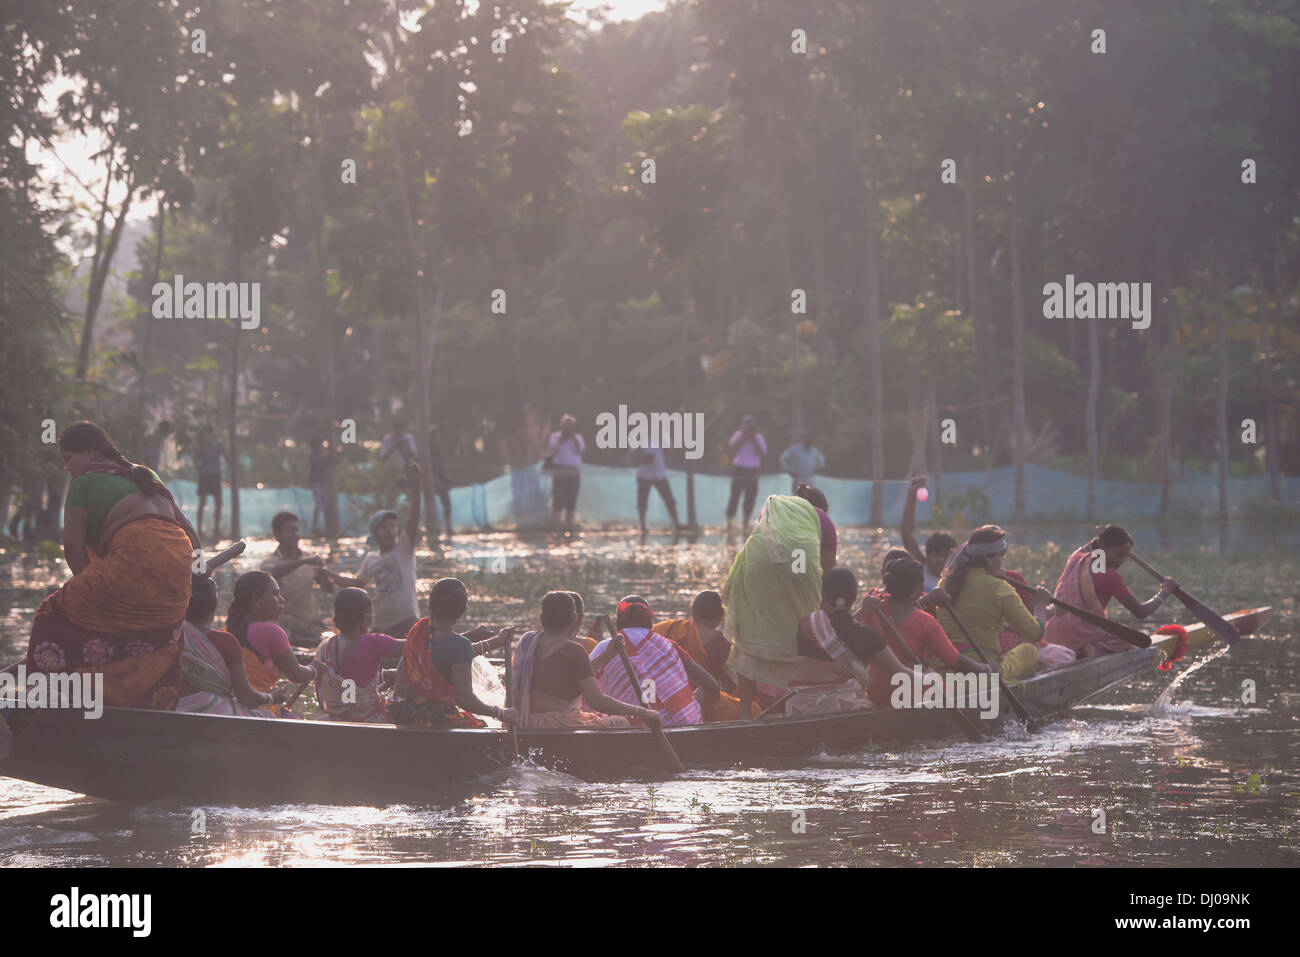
405,461 -> 422,543
901,475 -> 926,561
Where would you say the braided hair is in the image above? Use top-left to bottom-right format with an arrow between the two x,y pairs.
58,421 -> 168,498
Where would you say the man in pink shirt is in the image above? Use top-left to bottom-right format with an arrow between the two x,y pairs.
725,415 -> 767,536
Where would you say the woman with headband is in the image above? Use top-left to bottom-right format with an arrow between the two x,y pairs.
932,525 -> 1056,681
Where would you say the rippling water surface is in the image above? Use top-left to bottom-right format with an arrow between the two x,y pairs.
0,521 -> 1295,866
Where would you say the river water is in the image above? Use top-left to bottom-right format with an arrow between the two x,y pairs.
0,522 -> 1295,867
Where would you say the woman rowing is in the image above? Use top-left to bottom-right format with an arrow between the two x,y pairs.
508,592 -> 660,729
722,492 -> 829,716
858,556 -> 991,706
932,525 -> 1055,681
390,577 -> 516,729
1043,525 -> 1179,657
786,567 -> 909,716
654,590 -> 753,721
225,571 -> 321,695
178,577 -> 288,717
589,596 -> 707,725
26,422 -> 201,710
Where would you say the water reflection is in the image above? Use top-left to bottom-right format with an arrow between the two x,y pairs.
0,522 -> 1295,866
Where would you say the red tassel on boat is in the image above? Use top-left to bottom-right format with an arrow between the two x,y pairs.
1155,624 -> 1189,671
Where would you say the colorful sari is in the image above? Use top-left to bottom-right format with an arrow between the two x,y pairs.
594,627 -> 702,726
26,517 -> 192,710
178,624 -> 280,718
1043,548 -> 1133,655
654,619 -> 752,721
312,634 -> 389,723
1002,569 -> 1076,669
785,610 -> 874,716
241,646 -> 281,693
721,495 -> 824,687
389,618 -> 485,729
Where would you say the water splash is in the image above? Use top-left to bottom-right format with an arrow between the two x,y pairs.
1150,644 -> 1231,716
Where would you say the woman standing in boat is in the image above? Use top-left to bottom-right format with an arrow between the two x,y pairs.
1043,525 -> 1178,657
225,571 -> 321,694
509,592 -> 658,729
26,421 -> 201,710
933,526 -> 1055,681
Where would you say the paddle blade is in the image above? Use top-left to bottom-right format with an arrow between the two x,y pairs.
1175,589 -> 1240,645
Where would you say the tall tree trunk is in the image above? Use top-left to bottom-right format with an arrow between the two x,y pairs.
228,226 -> 241,541
778,192 -> 802,436
1155,265 -> 1174,515
681,271 -> 697,529
1008,189 -> 1027,525
309,167 -> 341,538
864,196 -> 884,526
927,377 -> 943,507
963,149 -> 993,448
1260,260 -> 1281,500
76,166 -> 135,380
1215,245 -> 1229,522
1085,311 -> 1099,519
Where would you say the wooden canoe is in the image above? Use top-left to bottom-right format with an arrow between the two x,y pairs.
0,607 -> 1271,805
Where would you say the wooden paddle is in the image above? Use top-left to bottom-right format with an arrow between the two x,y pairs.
603,620 -> 685,774
865,597 -> 983,741
756,690 -> 796,719
502,631 -> 520,759
1128,552 -> 1239,645
282,678 -> 312,710
198,539 -> 246,575
991,572 -> 1150,649
940,602 -> 1037,729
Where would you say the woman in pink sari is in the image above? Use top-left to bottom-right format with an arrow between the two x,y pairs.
1043,526 -> 1178,657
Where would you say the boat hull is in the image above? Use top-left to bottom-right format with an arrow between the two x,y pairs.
0,607 -> 1271,805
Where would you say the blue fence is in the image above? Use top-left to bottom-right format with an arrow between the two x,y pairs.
167,462 -> 1299,536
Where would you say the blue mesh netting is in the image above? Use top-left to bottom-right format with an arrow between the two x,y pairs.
166,462 -> 1298,536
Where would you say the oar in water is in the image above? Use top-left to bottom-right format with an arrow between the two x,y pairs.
941,602 -> 1037,729
865,597 -> 982,742
502,631 -> 520,759
1128,552 -> 1239,645
603,620 -> 685,774
991,572 -> 1150,649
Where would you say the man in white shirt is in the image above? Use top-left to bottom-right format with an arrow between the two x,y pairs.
632,441 -> 681,542
546,414 -> 584,533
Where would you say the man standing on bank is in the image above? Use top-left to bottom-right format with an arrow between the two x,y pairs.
725,415 -> 767,537
780,429 -> 826,494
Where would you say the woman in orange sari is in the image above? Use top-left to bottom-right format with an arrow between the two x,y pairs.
26,422 -> 199,711
654,590 -> 752,721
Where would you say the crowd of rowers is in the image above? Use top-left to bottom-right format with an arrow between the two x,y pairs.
13,421 -> 1183,735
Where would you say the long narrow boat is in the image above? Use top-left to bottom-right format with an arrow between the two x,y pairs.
0,608 -> 1271,805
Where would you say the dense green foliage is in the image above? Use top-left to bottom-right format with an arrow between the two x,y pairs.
4,0 -> 1298,534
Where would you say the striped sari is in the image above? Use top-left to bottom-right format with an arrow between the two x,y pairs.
593,627 -> 701,726
178,624 -> 280,718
